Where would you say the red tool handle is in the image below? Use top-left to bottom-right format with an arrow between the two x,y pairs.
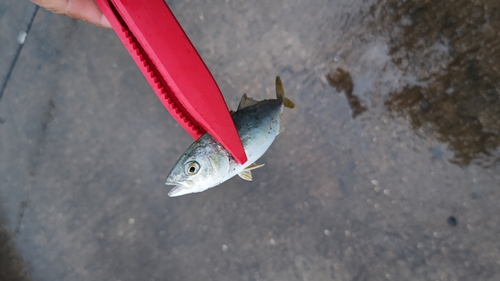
95,0 -> 247,164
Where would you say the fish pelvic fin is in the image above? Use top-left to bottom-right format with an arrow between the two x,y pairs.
238,170 -> 253,181
275,76 -> 295,109
244,163 -> 265,171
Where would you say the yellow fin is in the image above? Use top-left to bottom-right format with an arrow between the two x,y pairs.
244,163 -> 265,171
283,97 -> 295,109
275,76 -> 295,109
275,76 -> 285,99
237,93 -> 259,110
238,170 -> 253,181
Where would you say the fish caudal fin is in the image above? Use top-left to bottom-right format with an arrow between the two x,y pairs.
275,76 -> 295,109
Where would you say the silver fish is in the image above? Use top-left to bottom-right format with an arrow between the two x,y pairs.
165,77 -> 295,197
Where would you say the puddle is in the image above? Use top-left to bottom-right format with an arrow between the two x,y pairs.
366,0 -> 500,167
326,68 -> 367,118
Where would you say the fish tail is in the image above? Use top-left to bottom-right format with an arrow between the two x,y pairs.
275,76 -> 295,109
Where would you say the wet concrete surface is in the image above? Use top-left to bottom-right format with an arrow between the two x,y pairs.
0,0 -> 499,280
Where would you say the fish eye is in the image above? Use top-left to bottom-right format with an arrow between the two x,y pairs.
185,161 -> 200,175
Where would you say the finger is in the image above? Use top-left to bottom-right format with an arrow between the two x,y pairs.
65,0 -> 112,28
30,0 -> 67,13
31,0 -> 111,28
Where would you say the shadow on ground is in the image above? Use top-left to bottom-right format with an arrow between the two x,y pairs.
0,204 -> 30,281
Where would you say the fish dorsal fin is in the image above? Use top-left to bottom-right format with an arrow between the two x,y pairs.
244,163 -> 265,171
238,170 -> 253,181
275,76 -> 295,109
237,93 -> 259,110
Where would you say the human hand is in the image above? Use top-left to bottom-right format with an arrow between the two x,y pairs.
31,0 -> 112,28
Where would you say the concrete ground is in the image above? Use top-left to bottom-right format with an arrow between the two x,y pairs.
1,0 -> 499,280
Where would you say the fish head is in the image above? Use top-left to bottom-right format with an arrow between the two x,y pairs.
165,137 -> 230,197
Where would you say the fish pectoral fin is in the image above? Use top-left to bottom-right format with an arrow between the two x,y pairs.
237,93 -> 259,110
238,170 -> 253,181
244,163 -> 265,171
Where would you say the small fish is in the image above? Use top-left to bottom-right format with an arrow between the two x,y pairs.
165,76 -> 295,197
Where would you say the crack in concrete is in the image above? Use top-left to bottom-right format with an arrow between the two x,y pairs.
0,5 -> 38,102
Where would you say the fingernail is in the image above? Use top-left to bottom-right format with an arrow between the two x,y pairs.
101,14 -> 112,28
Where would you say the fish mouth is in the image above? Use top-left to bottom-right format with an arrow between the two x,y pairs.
165,181 -> 193,197
168,185 -> 193,197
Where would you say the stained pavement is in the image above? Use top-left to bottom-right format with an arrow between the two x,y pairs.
1,0 -> 499,280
